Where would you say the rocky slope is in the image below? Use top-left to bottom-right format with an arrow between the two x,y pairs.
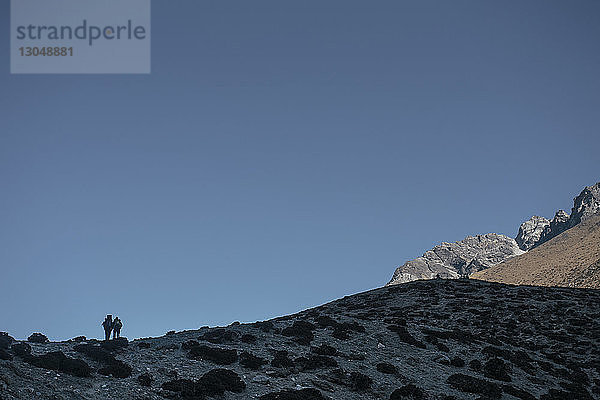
388,182 -> 600,286
472,214 -> 600,289
387,235 -> 523,285
2,279 -> 600,400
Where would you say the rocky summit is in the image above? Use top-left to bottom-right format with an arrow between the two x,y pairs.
2,279 -> 600,400
388,181 -> 600,286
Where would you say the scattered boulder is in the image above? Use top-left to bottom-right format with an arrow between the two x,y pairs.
73,343 -> 131,378
98,360 -> 133,378
254,321 -> 274,333
26,351 -> 91,378
483,358 -> 512,382
197,368 -> 246,395
74,344 -> 115,365
187,344 -> 238,365
101,337 -> 129,352
0,332 -> 15,349
0,348 -> 13,361
376,362 -> 397,375
450,356 -> 465,367
312,344 -> 337,356
390,384 -> 426,399
11,342 -> 31,357
162,369 -> 245,397
282,321 -> 316,345
446,373 -> 501,399
241,334 -> 257,344
137,342 -> 151,349
239,351 -> 267,370
271,350 -> 294,368
350,371 -> 372,391
200,328 -> 238,344
260,388 -> 326,400
137,373 -> 153,387
387,325 -> 426,349
27,333 -> 49,344
182,340 -> 200,350
69,336 -> 87,343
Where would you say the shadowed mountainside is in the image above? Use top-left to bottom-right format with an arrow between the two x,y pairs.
472,214 -> 600,289
2,279 -> 600,399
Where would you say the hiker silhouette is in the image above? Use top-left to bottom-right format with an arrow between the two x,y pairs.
113,317 -> 123,339
101,315 -> 113,341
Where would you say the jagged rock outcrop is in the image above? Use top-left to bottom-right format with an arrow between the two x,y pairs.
533,182 -> 600,248
535,209 -> 570,248
387,234 -> 523,285
515,216 -> 549,251
568,182 -> 600,227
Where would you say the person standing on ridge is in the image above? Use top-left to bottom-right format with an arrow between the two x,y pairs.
113,317 -> 123,339
102,315 -> 113,341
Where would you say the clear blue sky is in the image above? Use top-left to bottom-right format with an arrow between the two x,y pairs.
1,1 -> 599,341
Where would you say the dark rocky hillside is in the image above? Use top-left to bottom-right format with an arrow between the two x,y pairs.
2,279 -> 600,399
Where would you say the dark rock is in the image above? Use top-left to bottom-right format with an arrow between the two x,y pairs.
282,321 -> 316,345
26,351 -> 91,377
27,333 -> 49,344
271,351 -> 294,368
0,348 -> 13,360
447,373 -> 501,399
376,362 -> 397,374
350,371 -> 372,391
0,332 -> 15,349
187,345 -> 238,365
260,388 -> 326,400
161,379 -> 199,397
182,340 -> 200,350
74,344 -> 116,365
390,384 -> 426,399
469,359 -> 482,372
11,342 -> 31,357
98,360 -> 133,378
197,368 -> 245,395
483,358 -> 511,382
312,344 -> 337,356
254,321 -> 274,332
295,355 -> 338,371
387,325 -> 426,349
137,342 -> 151,349
241,334 -> 257,344
315,315 -> 338,329
137,373 -> 153,387
239,351 -> 267,370
101,337 -> 129,352
450,356 -> 465,367
69,336 -> 87,343
502,385 -> 537,400
200,328 -> 238,344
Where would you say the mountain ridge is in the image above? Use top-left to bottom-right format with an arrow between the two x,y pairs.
387,181 -> 600,286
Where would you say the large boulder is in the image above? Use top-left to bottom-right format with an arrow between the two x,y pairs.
27,333 -> 49,344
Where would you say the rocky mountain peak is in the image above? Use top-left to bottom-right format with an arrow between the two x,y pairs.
515,216 -> 550,251
569,182 -> 600,227
533,182 -> 600,248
